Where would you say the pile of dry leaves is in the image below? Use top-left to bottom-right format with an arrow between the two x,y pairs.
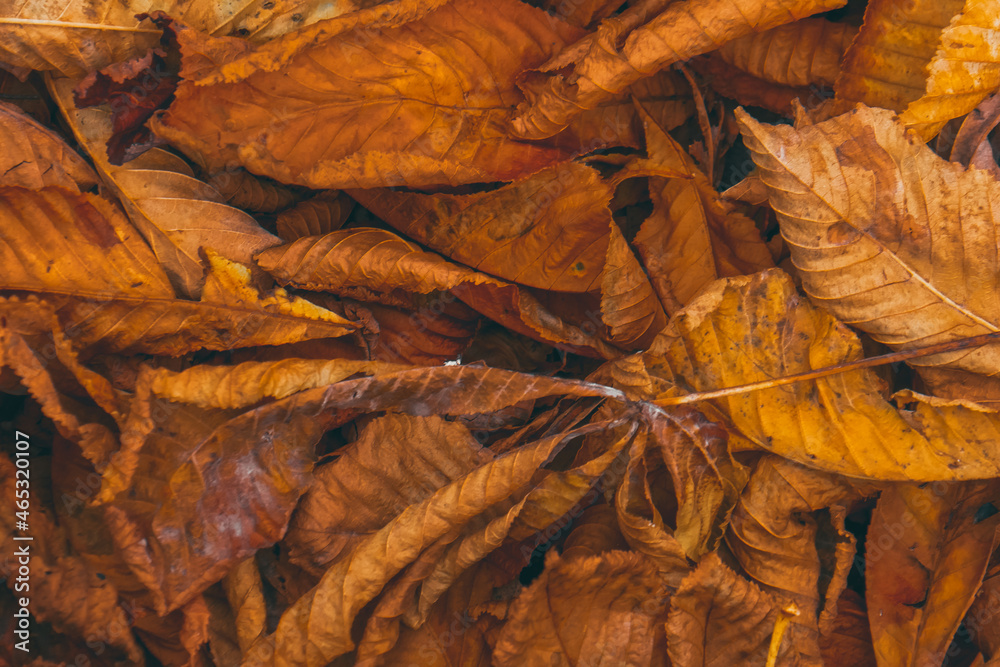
3,0 -> 1000,664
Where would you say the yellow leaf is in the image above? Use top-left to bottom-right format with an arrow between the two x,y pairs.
737,105 -> 1000,394
835,0 -> 1000,140
631,269 -> 1000,480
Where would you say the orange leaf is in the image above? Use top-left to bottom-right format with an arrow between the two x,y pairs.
148,0 -> 586,189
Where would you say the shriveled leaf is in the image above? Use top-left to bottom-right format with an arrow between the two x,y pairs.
147,357 -> 408,410
351,163 -> 615,293
49,76 -> 280,299
274,192 -> 353,241
666,552 -> 792,666
738,105 -> 1000,395
725,456 -> 871,665
284,413 -> 494,573
221,557 -> 267,652
835,0 -> 1000,139
0,101 -> 97,190
560,502 -> 629,560
356,421 -> 633,662
148,0 -> 586,189
510,0 -> 846,139
866,480 -> 1000,667
375,558 -> 508,667
0,454 -> 144,662
256,228 -> 504,295
243,428 -> 585,665
613,429 -> 692,586
716,18 -> 855,87
687,55 -> 817,116
818,590 -> 878,667
493,550 -> 670,667
0,325 -> 120,466
0,186 -> 355,355
206,168 -> 301,213
629,102 -> 772,313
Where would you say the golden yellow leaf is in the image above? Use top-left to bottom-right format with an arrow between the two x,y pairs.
633,269 -> 1000,480
835,0 -> 1000,139
737,105 -> 1000,392
148,0 -> 586,189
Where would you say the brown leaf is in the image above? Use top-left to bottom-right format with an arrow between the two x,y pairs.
284,413 -> 495,574
0,186 -> 356,355
100,370 -> 339,613
221,557 -> 267,653
350,163 -> 615,293
274,191 -> 354,241
206,168 -> 302,214
242,428 -> 587,665
492,550 -> 670,667
49,77 -> 281,299
256,228 -> 505,296
866,480 -> 1000,667
818,590 -> 878,667
629,102 -> 772,313
666,552 -> 793,666
148,0 -> 587,189
0,0 -> 362,77
0,101 -> 97,190
725,456 -> 872,665
510,0 -> 847,139
716,18 -> 855,88
0,454 -> 145,663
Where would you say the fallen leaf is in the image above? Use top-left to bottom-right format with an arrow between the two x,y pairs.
148,0 -> 588,189
510,0 -> 847,139
50,76 -> 281,299
738,105 -> 1000,396
666,552 -> 792,666
492,550 -> 670,667
716,18 -> 855,88
835,0 -> 1000,140
866,480 -> 1000,667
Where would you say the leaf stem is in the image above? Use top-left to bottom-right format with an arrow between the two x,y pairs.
0,18 -> 160,33
655,332 -> 1000,406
